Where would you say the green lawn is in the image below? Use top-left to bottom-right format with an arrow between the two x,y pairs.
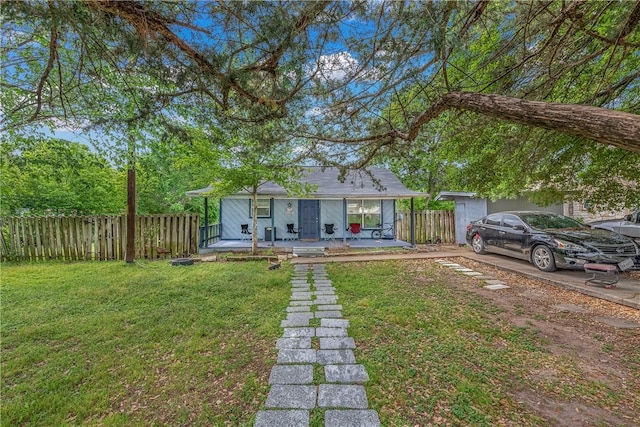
1,260 -> 290,426
2,259 -> 637,426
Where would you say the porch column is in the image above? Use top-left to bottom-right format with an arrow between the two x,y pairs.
410,197 -> 415,247
343,198 -> 347,244
270,198 -> 275,246
203,197 -> 209,248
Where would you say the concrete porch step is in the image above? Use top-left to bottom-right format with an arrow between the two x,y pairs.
293,247 -> 325,257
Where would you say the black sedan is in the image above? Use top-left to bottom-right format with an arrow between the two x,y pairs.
466,211 -> 639,272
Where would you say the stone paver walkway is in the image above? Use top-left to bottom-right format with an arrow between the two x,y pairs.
434,259 -> 510,290
255,264 -> 380,427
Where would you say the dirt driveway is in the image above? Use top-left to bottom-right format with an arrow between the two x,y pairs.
438,256 -> 640,426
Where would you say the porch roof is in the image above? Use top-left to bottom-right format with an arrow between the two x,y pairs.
186,167 -> 426,200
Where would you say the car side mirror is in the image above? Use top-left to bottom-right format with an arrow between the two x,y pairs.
513,225 -> 526,231
624,214 -> 632,221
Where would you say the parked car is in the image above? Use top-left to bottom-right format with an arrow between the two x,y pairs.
466,211 -> 639,272
588,209 -> 640,241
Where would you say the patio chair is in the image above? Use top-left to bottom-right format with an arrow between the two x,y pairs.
323,223 -> 336,241
240,224 -> 251,241
348,223 -> 361,240
284,223 -> 299,241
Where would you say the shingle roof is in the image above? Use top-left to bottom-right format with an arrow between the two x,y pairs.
186,167 -> 425,199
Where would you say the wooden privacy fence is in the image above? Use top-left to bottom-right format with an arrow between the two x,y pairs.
396,210 -> 455,244
0,214 -> 200,262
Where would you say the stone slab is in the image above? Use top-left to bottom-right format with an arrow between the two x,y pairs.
315,297 -> 338,305
552,304 -> 588,313
315,327 -> 348,337
281,318 -> 310,327
318,384 -> 368,408
317,349 -> 356,365
484,279 -> 507,286
463,271 -> 484,276
269,365 -> 314,384
276,337 -> 312,349
287,312 -> 314,321
287,306 -> 312,313
596,317 -> 640,329
314,290 -> 336,296
289,300 -> 314,306
320,337 -> 356,350
325,364 -> 369,383
291,292 -> 313,300
324,410 -> 380,427
315,311 -> 343,319
453,267 -> 474,272
283,327 -> 315,337
277,349 -> 317,364
265,385 -> 317,409
484,284 -> 510,290
254,410 -> 309,427
321,319 -> 350,328
316,304 -> 342,311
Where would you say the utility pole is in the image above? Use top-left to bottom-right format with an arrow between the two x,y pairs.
126,135 -> 136,263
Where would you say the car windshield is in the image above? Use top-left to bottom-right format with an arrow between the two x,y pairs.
520,213 -> 586,230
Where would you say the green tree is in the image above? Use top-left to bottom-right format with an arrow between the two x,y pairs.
186,121 -> 311,254
0,138 -> 125,215
2,1 -> 639,216
306,1 -> 640,209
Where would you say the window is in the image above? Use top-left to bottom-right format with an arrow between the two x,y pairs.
502,214 -> 524,229
250,198 -> 271,218
347,199 -> 381,228
485,214 -> 502,226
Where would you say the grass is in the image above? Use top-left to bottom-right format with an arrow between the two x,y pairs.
326,260 -> 638,426
1,260 -> 290,426
2,259 -> 637,426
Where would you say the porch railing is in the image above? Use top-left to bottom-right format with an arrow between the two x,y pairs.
199,223 -> 221,247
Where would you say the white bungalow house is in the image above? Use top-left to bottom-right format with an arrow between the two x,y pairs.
187,167 -> 426,247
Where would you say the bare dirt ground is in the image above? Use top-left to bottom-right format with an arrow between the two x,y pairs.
445,257 -> 640,426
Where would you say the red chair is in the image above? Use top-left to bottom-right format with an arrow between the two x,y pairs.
348,223 -> 361,240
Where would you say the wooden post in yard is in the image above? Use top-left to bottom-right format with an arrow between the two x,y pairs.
126,136 -> 136,264
126,168 -> 136,263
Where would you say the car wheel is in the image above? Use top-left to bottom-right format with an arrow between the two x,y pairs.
471,233 -> 486,254
531,245 -> 556,272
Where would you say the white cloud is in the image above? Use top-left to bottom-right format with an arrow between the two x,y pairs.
313,52 -> 359,82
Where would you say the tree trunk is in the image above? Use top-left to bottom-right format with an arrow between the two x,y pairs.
405,92 -> 640,154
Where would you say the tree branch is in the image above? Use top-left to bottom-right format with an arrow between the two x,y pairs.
29,2 -> 58,123
403,92 -> 640,153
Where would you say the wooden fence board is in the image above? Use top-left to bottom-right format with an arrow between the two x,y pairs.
396,210 -> 455,244
0,214 -> 200,262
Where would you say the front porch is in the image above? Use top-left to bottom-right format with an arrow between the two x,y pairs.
200,237 -> 412,253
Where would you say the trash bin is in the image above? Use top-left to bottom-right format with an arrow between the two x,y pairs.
265,226 -> 276,241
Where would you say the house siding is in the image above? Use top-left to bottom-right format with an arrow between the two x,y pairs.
221,197 -> 397,240
487,197 -> 563,214
320,200 -> 346,239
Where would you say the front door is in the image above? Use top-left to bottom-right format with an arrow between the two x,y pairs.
299,200 -> 320,240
